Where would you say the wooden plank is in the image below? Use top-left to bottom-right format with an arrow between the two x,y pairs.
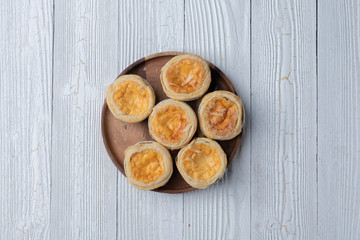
0,0 -> 53,239
251,0 -> 317,239
116,1 -> 185,240
318,0 -> 360,239
183,0 -> 251,239
51,0 -> 118,239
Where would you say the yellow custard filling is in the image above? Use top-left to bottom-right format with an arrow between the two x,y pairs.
152,105 -> 189,142
113,81 -> 149,115
182,143 -> 221,180
130,149 -> 165,183
206,98 -> 239,136
165,58 -> 205,93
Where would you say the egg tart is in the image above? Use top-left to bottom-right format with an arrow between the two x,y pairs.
176,138 -> 227,189
160,54 -> 211,101
124,141 -> 173,190
148,99 -> 197,150
106,74 -> 155,123
198,91 -> 244,140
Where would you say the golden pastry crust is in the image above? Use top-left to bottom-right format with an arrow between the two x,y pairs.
124,141 -> 173,190
148,99 -> 197,150
198,91 -> 244,140
176,138 -> 227,189
106,74 -> 155,123
160,54 -> 211,101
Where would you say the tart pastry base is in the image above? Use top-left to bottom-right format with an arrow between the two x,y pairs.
199,90 -> 244,140
106,74 -> 155,123
148,99 -> 197,150
124,141 -> 173,190
176,138 -> 227,189
160,54 -> 211,101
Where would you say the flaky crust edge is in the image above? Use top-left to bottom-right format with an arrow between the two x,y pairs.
148,99 -> 198,150
198,90 -> 244,140
124,141 -> 173,190
176,138 -> 227,189
106,74 -> 155,123
160,54 -> 211,101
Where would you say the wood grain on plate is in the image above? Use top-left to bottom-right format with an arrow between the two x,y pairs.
101,51 -> 243,193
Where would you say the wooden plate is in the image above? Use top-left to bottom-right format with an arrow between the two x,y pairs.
101,51 -> 243,193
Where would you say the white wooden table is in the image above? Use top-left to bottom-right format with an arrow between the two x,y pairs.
1,0 -> 359,239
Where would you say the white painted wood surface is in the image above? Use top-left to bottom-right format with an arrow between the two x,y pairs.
1,0 -> 53,239
1,0 -> 359,239
51,0 -> 118,239
251,0 -> 317,239
318,0 -> 360,239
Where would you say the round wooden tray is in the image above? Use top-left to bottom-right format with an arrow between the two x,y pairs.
101,51 -> 243,193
